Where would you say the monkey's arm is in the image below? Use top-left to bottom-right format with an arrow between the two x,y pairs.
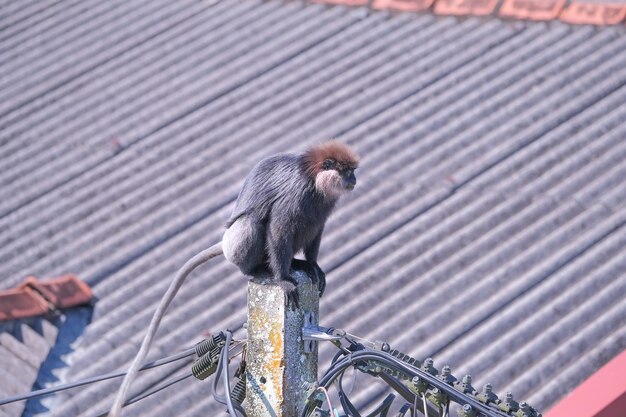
304,227 -> 323,263
304,228 -> 326,297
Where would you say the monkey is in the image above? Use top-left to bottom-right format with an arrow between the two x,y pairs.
222,140 -> 359,305
109,141 -> 358,417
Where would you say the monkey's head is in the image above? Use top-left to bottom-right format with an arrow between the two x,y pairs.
303,141 -> 359,199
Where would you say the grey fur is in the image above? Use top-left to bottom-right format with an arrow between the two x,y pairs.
223,152 -> 354,304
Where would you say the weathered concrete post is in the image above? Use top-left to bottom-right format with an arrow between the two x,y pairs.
244,271 -> 319,417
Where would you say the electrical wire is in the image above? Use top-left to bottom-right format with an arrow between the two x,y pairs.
222,331 -> 248,417
109,243 -> 223,417
377,373 -> 418,407
442,400 -> 450,417
212,331 -> 247,417
336,370 -> 396,417
212,339 -> 227,405
397,404 -> 411,417
211,323 -> 516,417
365,393 -> 394,417
421,393 -> 429,417
337,370 -> 361,417
0,348 -> 195,406
331,349 -> 346,365
125,371 -> 193,407
94,371 -> 194,417
317,350 -> 511,417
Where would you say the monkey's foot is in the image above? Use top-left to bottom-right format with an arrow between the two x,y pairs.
276,278 -> 299,309
290,259 -> 326,298
291,259 -> 316,280
312,263 -> 326,297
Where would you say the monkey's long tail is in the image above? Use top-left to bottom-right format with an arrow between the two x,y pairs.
108,242 -> 223,417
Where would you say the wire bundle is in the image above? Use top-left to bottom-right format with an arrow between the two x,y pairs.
303,334 -> 541,417
0,327 -> 540,417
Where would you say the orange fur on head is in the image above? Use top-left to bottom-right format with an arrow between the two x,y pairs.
303,140 -> 359,179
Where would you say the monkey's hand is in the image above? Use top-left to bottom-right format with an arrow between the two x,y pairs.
276,277 -> 299,309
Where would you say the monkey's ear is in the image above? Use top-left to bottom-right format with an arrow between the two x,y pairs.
322,159 -> 334,170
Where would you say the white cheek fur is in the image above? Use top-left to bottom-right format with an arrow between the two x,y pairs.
315,170 -> 343,199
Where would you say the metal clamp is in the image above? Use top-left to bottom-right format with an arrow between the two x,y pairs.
302,316 -> 343,353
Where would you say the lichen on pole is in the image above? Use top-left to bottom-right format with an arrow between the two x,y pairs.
244,271 -> 319,417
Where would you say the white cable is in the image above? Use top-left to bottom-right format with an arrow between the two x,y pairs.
108,243 -> 223,417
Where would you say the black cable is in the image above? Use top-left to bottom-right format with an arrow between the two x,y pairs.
126,372 -> 193,407
222,331 -> 240,417
212,331 -> 247,417
317,350 -> 510,417
397,403 -> 411,417
332,349 -> 346,365
336,369 -> 397,417
212,341 -> 227,405
337,370 -> 361,417
0,348 -> 196,406
365,394 -> 395,417
377,373 -> 418,406
93,371 -> 194,417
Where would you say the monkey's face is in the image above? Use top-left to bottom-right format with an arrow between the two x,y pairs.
317,159 -> 357,198
341,167 -> 357,190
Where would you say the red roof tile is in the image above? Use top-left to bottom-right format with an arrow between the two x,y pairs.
0,275 -> 92,321
499,0 -> 566,20
434,0 -> 499,15
560,3 -> 626,25
372,0 -> 434,11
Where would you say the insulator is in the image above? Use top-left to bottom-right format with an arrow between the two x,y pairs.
411,376 -> 428,394
477,383 -> 498,404
232,376 -> 247,405
422,357 -> 438,376
459,404 -> 477,417
499,392 -> 519,413
195,332 -> 226,357
192,352 -> 218,380
454,374 -> 476,395
426,387 -> 445,408
439,365 -> 456,385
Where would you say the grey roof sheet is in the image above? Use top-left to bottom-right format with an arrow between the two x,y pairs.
1,0 -> 626,416
0,320 -> 58,417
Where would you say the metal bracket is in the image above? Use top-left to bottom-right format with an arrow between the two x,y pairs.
302,316 -> 343,353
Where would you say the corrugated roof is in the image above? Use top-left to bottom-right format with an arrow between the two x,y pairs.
1,0 -> 626,416
0,320 -> 58,417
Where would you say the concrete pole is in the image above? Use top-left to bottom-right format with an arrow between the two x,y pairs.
244,271 -> 319,417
